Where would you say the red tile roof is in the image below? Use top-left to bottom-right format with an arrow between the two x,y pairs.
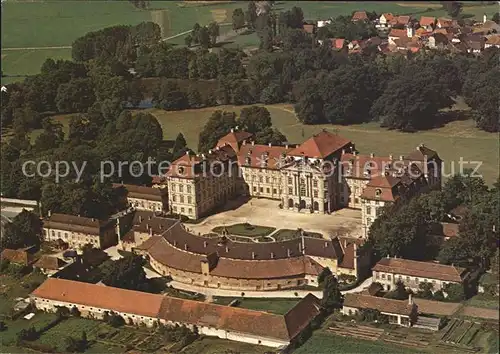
437,18 -> 453,28
112,183 -> 165,202
360,175 -> 402,202
288,131 -> 351,159
237,144 -> 291,169
166,153 -> 202,179
328,38 -> 346,49
486,35 -> 500,45
32,278 -> 164,318
419,16 -> 436,27
43,213 -> 113,235
373,257 -> 466,282
389,29 -> 408,38
381,13 -> 394,22
33,255 -> 67,270
343,294 -> 415,316
394,15 -> 411,25
216,131 -> 253,153
303,24 -> 316,34
1,248 -> 31,265
352,11 -> 368,21
32,278 -> 321,342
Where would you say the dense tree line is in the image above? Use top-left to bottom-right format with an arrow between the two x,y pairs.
197,106 -> 287,152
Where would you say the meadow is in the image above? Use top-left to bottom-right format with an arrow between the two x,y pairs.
3,1 -> 498,80
44,102 -> 499,185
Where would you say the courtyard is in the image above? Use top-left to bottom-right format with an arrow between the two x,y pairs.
188,197 -> 363,239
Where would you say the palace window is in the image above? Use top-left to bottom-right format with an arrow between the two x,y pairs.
181,207 -> 185,213
172,195 -> 176,202
180,195 -> 184,203
259,176 -> 263,182
314,190 -> 318,198
288,177 -> 293,185
266,188 -> 270,193
313,179 -> 318,188
266,177 -> 270,183
179,185 -> 184,193
300,185 -> 306,196
273,188 -> 277,194
288,187 -> 293,194
366,206 -> 371,215
188,196 -> 192,204
187,185 -> 191,193
260,187 -> 263,193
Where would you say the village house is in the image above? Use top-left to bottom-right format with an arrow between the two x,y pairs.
485,35 -> 500,48
342,293 -> 418,327
42,213 -> 117,250
376,13 -> 394,29
112,183 -> 168,212
0,247 -> 34,266
419,16 -> 436,31
31,278 -> 322,349
33,255 -> 68,275
302,23 -> 316,35
351,11 -> 368,22
372,256 -> 469,292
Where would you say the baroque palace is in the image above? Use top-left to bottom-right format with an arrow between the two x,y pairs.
163,129 -> 442,235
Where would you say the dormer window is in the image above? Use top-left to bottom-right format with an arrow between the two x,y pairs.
375,189 -> 382,197
245,157 -> 251,165
177,166 -> 185,175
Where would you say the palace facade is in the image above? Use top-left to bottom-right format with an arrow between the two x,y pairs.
162,128 -> 441,236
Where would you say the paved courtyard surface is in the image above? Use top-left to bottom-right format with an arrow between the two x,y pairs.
187,198 -> 363,239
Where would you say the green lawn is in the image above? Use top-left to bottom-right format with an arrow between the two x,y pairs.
212,223 -> 276,237
1,48 -> 72,83
212,297 -> 300,315
295,331 -> 423,354
465,294 -> 499,310
272,229 -> 323,242
0,273 -> 47,316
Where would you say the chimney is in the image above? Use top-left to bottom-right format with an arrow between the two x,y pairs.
483,14 -> 487,24
287,249 -> 291,257
186,150 -> 190,155
408,293 -> 413,305
268,143 -> 272,147
243,140 -> 246,145
324,241 -> 328,248
386,254 -> 390,258
230,128 -> 234,133
235,125 -> 239,131
48,210 -> 52,217
225,246 -> 229,253
389,154 -> 393,160
301,236 -> 305,254
270,252 -> 274,259
342,149 -> 345,155
148,215 -> 152,220
184,244 -> 188,251
370,153 -> 374,158
209,149 -> 212,154
174,240 -> 177,247
204,241 -> 207,248
407,25 -> 414,38
251,251 -> 256,259
149,227 -> 153,236
146,223 -> 149,229
399,155 -> 404,161
159,224 -> 163,230
251,141 -> 255,146
285,144 -> 289,149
